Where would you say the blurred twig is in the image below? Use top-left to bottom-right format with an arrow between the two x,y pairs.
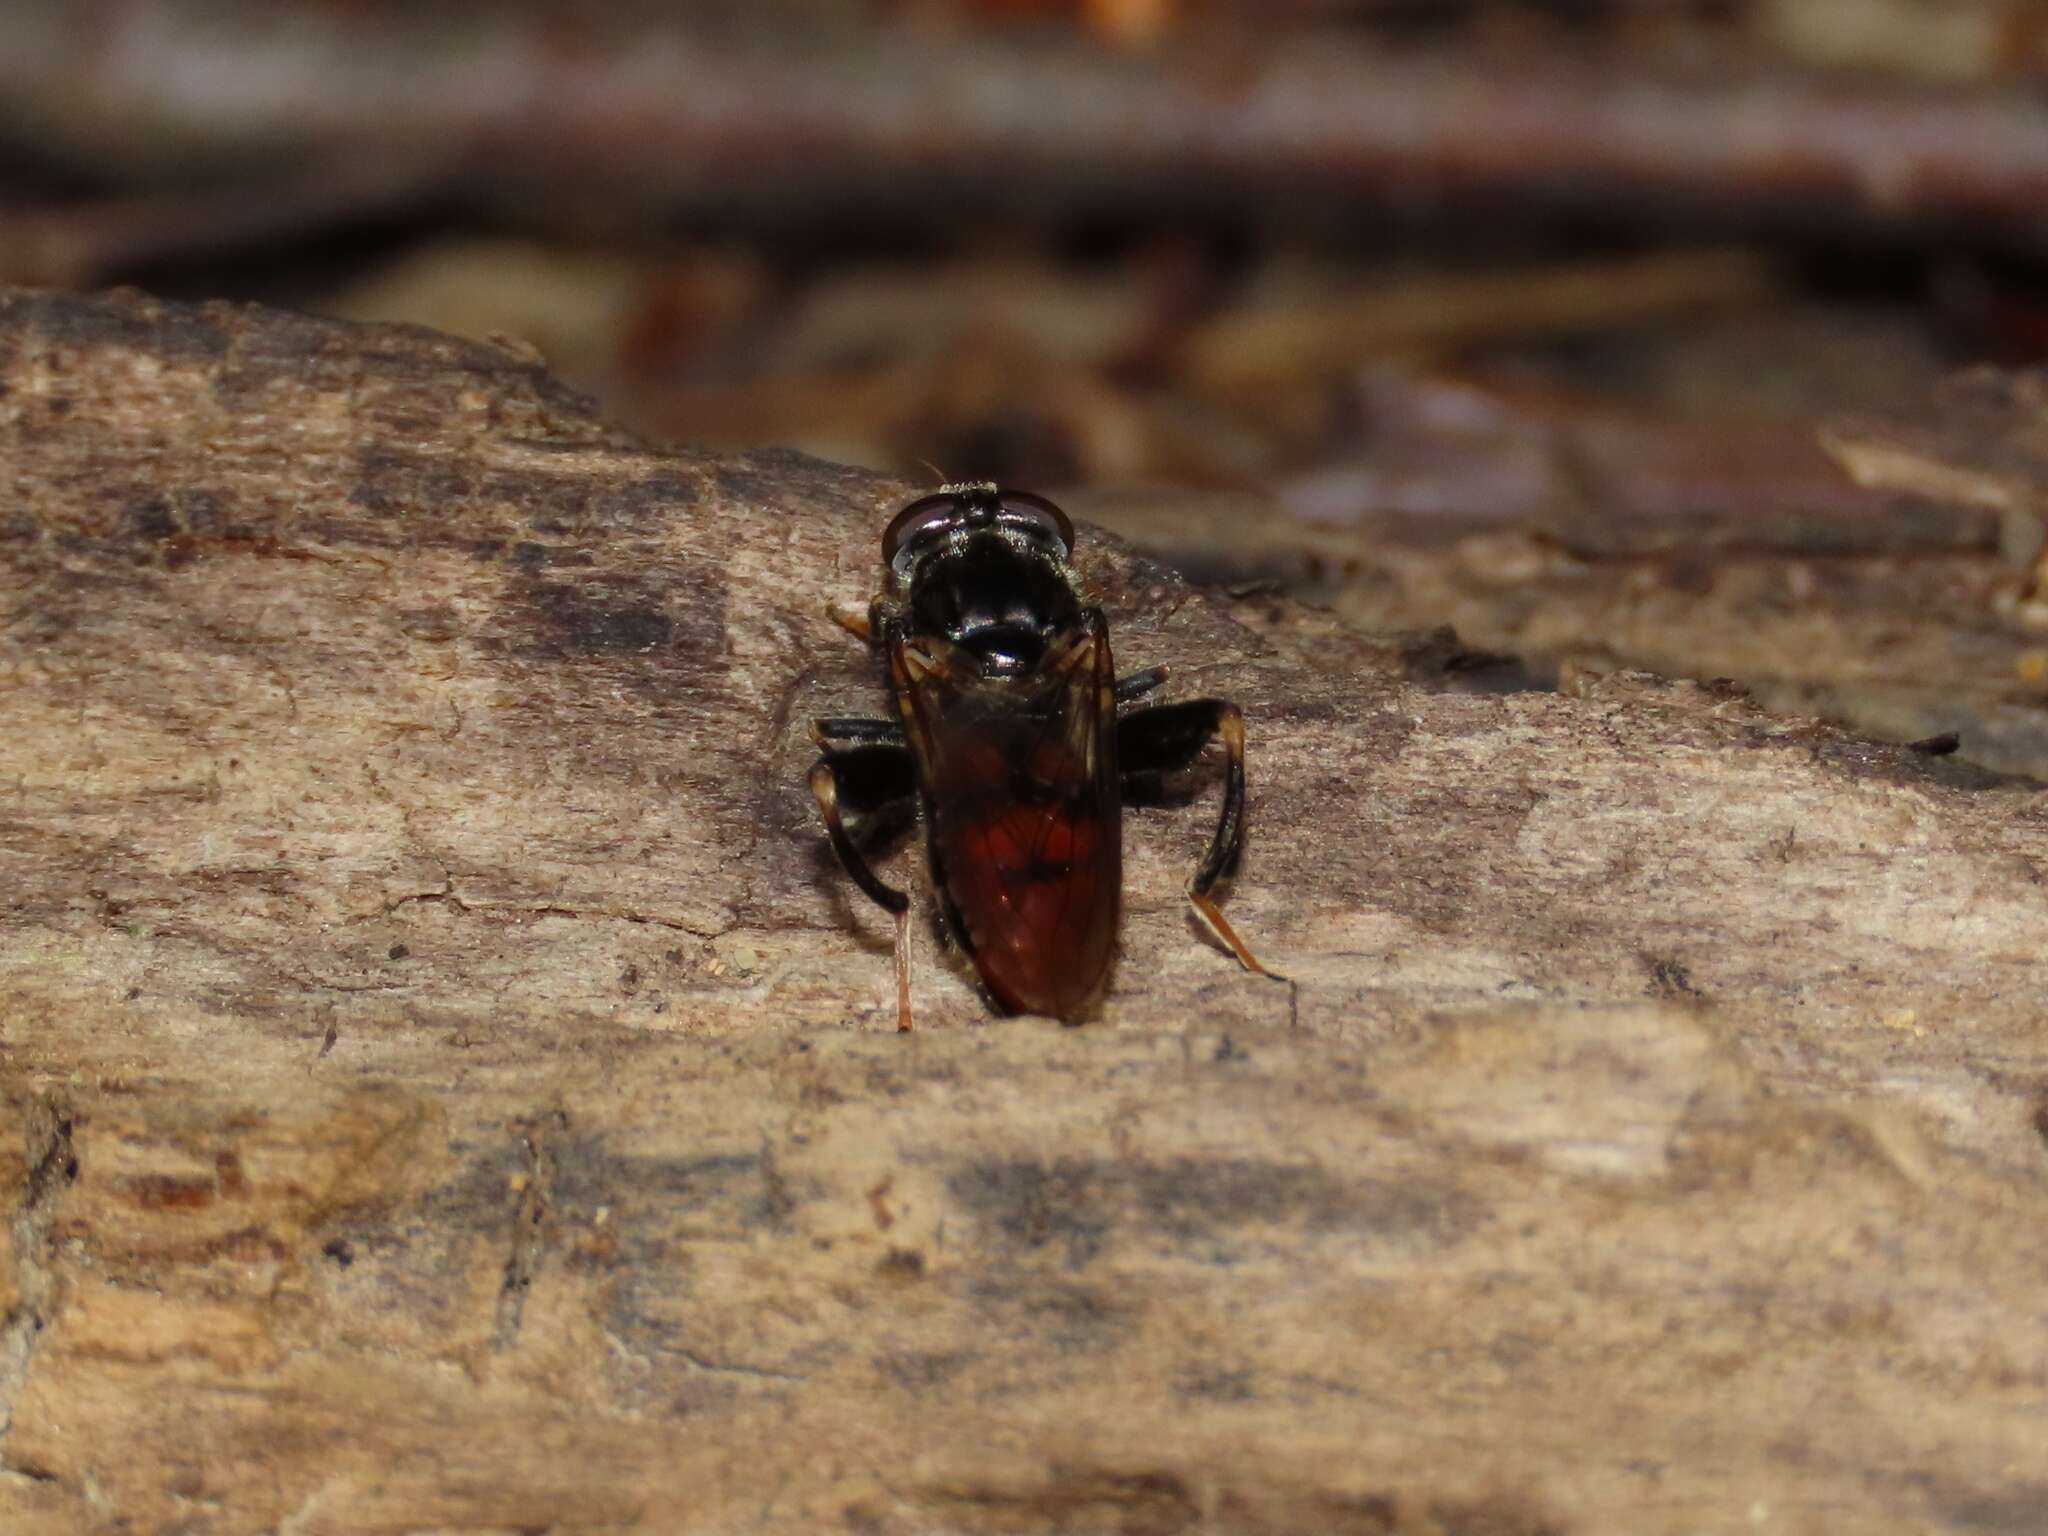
8,6 -> 2048,260
0,159 -> 443,288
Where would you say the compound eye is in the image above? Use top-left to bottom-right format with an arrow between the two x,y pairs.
881,491 -> 966,571
996,490 -> 1074,555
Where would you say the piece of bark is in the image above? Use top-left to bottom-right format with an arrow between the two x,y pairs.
3,288 -> 2048,1533
1825,366 -> 2048,547
1175,249 -> 1784,394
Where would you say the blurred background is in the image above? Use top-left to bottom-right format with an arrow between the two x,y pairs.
10,0 -> 2048,770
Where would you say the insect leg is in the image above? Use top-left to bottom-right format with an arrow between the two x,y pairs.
1119,699 -> 1269,977
1115,665 -> 1170,706
1118,696 -> 1227,776
809,753 -> 916,1031
814,742 -> 917,819
811,717 -> 908,750
826,602 -> 873,641
896,638 -> 978,689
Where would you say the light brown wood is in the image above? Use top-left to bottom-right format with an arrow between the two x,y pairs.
2,287 -> 2046,1534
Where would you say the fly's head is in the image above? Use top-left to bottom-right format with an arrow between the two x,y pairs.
878,484 -> 1085,677
881,483 -> 1075,589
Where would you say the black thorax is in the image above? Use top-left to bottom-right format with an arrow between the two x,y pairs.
907,532 -> 1083,676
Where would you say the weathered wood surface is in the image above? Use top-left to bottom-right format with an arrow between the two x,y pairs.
2,287 -> 2047,1534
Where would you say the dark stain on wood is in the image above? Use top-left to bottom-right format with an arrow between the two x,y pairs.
874,1348 -> 973,1389
15,287 -> 232,365
349,444 -> 476,520
948,1155 -> 1480,1267
549,1142 -> 801,1241
915,1467 -> 1200,1536
965,1274 -> 1135,1358
519,578 -> 676,656
1931,1482 -> 2048,1536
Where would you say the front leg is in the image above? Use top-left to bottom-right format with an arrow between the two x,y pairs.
825,601 -> 876,642
812,716 -> 907,751
809,748 -> 917,1031
1118,698 -> 1268,977
1115,665 -> 1169,706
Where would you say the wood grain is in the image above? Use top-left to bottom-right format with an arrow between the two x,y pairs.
2,287 -> 2046,1533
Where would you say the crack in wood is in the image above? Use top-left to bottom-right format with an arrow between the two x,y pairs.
376,883 -> 727,938
0,1092 -> 75,1462
666,1347 -> 806,1384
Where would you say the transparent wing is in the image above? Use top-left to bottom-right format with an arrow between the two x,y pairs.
892,616 -> 1121,1018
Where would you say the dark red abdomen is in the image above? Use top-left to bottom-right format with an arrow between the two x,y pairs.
938,788 -> 1121,1018
901,619 -> 1122,1021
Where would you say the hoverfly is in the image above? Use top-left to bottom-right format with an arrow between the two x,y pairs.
808,483 -> 1265,1029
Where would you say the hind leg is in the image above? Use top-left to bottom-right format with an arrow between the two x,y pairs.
1117,698 -> 1267,976
809,747 -> 917,1030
